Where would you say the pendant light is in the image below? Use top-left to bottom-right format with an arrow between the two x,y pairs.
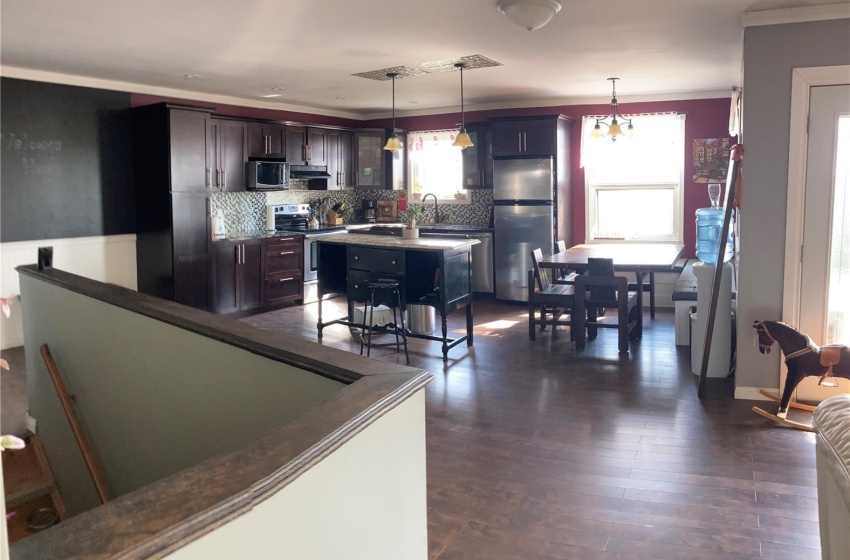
452,63 -> 474,149
383,72 -> 403,152
591,77 -> 634,142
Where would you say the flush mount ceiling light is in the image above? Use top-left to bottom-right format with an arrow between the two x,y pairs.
452,64 -> 474,150
591,78 -> 634,142
383,73 -> 403,152
497,0 -> 562,31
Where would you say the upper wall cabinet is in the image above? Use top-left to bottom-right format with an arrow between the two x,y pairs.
490,117 -> 558,158
306,127 -> 328,166
354,129 -> 407,190
168,108 -> 214,193
210,119 -> 247,192
462,123 -> 493,189
247,122 -> 285,159
285,125 -> 307,165
327,129 -> 353,190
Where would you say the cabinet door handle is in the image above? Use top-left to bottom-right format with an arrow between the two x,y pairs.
222,168 -> 227,190
302,145 -> 307,162
353,255 -> 359,260
354,284 -> 359,289
391,260 -> 396,265
206,167 -> 211,188
279,251 -> 294,255
242,244 -> 246,264
234,245 -> 240,264
518,132 -> 522,152
266,135 -> 270,154
523,132 -> 527,152
276,237 -> 296,242
278,277 -> 294,282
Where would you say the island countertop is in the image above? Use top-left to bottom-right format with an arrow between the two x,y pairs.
318,232 -> 480,250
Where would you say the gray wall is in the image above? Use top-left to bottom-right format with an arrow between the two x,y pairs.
737,19 -> 850,390
20,275 -> 344,516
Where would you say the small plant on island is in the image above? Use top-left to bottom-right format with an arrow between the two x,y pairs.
400,205 -> 423,230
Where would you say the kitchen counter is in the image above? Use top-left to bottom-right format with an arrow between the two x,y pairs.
318,232 -> 480,250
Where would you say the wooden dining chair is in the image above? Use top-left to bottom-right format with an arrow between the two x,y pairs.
553,240 -> 577,284
528,248 -> 576,340
574,257 -> 640,353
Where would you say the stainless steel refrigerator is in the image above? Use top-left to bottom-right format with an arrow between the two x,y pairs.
493,158 -> 555,302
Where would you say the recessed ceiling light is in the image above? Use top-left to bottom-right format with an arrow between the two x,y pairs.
184,73 -> 201,79
409,101 -> 419,104
271,86 -> 285,91
335,96 -> 348,100
261,94 -> 283,98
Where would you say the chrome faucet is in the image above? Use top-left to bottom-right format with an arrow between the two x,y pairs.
421,193 -> 440,224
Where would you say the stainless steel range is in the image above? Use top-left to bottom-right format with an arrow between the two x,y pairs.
266,203 -> 346,303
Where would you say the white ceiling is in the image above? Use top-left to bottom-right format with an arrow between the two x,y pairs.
0,0 -> 844,117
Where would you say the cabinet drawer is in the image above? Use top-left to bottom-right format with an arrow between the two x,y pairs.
265,249 -> 301,275
265,236 -> 302,252
266,273 -> 302,304
348,247 -> 404,274
348,270 -> 404,306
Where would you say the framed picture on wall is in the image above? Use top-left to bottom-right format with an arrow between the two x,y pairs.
693,138 -> 731,183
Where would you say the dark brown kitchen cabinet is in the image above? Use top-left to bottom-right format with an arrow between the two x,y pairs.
490,117 -> 559,157
168,109 -> 213,193
462,123 -> 493,189
263,236 -> 303,307
213,238 -> 263,314
132,104 -> 213,311
339,130 -> 353,187
208,119 -> 247,192
326,129 -> 352,189
306,127 -> 328,166
247,122 -> 285,158
354,129 -> 406,190
285,125 -> 306,165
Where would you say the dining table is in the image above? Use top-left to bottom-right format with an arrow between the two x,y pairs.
537,243 -> 685,332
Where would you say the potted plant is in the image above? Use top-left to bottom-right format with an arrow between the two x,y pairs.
401,205 -> 423,239
454,190 -> 468,200
412,179 -> 423,201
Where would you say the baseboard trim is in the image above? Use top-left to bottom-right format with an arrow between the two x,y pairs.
734,386 -> 774,401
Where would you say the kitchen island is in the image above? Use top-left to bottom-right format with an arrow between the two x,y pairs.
316,233 -> 480,360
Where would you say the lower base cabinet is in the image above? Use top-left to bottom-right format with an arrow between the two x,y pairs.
213,235 -> 303,315
213,239 -> 263,314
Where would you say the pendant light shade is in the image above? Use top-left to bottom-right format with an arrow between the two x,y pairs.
384,72 -> 403,152
497,0 -> 562,32
452,63 -> 474,150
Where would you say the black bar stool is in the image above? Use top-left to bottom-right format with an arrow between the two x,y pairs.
359,280 -> 409,364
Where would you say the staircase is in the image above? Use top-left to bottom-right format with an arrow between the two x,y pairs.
3,435 -> 66,543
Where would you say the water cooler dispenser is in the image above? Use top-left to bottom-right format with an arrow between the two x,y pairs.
691,183 -> 733,377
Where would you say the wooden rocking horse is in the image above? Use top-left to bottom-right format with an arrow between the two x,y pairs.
752,320 -> 850,431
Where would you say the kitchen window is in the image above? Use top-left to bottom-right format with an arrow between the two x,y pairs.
407,130 -> 469,204
581,113 -> 686,243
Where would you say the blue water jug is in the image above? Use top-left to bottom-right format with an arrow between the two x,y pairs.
695,207 -> 733,263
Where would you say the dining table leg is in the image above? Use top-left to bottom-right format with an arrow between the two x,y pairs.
634,269 -> 645,336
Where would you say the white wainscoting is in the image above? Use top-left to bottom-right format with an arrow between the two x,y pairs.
0,234 -> 137,349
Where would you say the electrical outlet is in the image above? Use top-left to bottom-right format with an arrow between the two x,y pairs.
26,413 -> 37,434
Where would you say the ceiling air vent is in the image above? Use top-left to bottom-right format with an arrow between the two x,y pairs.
352,66 -> 428,81
421,54 -> 502,72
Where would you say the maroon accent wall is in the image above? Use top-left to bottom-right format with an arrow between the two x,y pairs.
365,97 -> 733,258
130,93 -> 362,128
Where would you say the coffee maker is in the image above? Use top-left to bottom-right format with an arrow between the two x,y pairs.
362,200 -> 377,223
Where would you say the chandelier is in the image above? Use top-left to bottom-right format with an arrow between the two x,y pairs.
591,78 -> 634,142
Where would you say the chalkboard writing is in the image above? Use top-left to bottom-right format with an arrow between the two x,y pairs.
0,78 -> 134,242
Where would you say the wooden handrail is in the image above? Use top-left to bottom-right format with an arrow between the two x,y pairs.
40,343 -> 112,504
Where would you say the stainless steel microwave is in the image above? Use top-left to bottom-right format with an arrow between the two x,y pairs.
247,159 -> 289,190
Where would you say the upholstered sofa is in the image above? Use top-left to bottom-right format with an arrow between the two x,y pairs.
812,394 -> 850,560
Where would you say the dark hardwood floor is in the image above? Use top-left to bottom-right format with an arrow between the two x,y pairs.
243,297 -> 820,560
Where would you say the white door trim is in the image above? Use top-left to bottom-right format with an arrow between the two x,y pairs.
781,66 -> 850,393
782,66 -> 850,329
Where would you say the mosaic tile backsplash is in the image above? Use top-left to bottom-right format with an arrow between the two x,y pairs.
211,181 -> 494,237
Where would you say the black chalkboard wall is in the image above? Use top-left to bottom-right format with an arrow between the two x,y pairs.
1,78 -> 134,242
